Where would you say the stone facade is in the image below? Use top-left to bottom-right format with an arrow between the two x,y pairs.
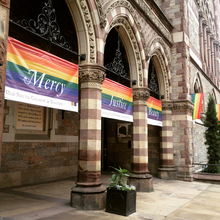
0,0 -> 220,210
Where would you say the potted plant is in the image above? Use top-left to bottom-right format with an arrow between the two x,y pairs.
105,166 -> 136,216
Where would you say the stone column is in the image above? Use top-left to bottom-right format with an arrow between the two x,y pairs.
214,40 -> 219,78
172,100 -> 194,182
71,64 -> 106,210
128,87 -> 153,192
158,101 -> 177,180
0,0 -> 10,169
207,28 -> 211,75
210,35 -> 215,76
199,12 -> 204,64
202,20 -> 208,72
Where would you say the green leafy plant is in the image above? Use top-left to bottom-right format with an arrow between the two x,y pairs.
108,166 -> 136,191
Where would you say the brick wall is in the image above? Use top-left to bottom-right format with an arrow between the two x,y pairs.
1,101 -> 79,187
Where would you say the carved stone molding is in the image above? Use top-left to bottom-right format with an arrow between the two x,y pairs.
152,49 -> 170,99
109,17 -> 143,86
133,87 -> 150,102
79,0 -> 96,63
162,101 -> 173,111
173,100 -> 194,112
105,1 -> 147,59
94,0 -> 106,29
0,40 -> 6,67
80,81 -> 102,90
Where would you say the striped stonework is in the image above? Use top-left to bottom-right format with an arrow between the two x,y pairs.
158,100 -> 177,180
161,101 -> 174,167
172,100 -> 194,181
76,64 -> 106,187
132,87 -> 150,174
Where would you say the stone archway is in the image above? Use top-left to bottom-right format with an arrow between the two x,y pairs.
147,39 -> 177,180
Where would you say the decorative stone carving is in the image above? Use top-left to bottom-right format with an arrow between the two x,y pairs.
109,18 -> 143,86
0,40 -> 6,67
173,100 -> 194,112
133,88 -> 150,101
79,0 -> 96,63
162,101 -> 173,111
95,0 -> 106,29
79,69 -> 106,83
105,1 -> 147,59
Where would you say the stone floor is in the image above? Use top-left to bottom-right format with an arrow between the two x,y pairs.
0,172 -> 220,220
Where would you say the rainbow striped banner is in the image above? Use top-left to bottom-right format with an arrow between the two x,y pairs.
147,97 -> 162,127
191,93 -> 203,120
5,37 -> 78,112
216,104 -> 220,122
101,78 -> 133,122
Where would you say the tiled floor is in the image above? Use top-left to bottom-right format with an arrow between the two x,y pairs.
0,173 -> 220,220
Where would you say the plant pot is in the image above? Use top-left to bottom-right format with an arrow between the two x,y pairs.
105,187 -> 136,216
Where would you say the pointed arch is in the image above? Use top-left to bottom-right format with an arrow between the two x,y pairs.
146,37 -> 172,100
193,73 -> 203,93
104,17 -> 143,86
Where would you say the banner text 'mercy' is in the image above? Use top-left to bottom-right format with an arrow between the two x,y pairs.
24,69 -> 65,97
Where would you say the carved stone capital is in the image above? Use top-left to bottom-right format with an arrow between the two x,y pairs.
133,87 -> 150,102
200,112 -> 206,122
206,28 -> 211,34
213,40 -> 219,45
202,20 -> 207,26
199,11 -> 204,18
173,100 -> 194,112
162,100 -> 173,111
79,64 -> 106,84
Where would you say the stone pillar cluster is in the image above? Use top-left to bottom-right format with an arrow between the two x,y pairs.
200,12 -> 219,83
128,87 -> 153,192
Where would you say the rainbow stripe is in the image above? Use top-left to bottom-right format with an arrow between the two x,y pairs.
191,93 -> 203,120
101,78 -> 133,122
6,37 -> 78,111
216,104 -> 220,122
147,97 -> 162,126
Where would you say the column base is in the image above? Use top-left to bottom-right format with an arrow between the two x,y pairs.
70,186 -> 106,210
128,174 -> 153,192
176,165 -> 194,182
158,167 -> 177,180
